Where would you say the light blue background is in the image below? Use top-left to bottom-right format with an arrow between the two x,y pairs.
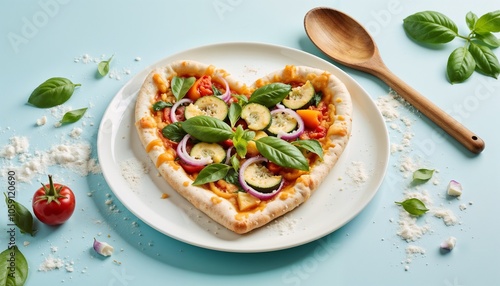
1,0 -> 499,285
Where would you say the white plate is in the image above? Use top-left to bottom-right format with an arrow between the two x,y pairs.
97,42 -> 389,253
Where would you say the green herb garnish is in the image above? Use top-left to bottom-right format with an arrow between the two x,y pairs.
412,168 -> 435,183
4,193 -> 36,236
28,77 -> 80,108
403,10 -> 500,83
60,107 -> 87,124
171,76 -> 195,101
98,55 -> 114,76
395,198 -> 429,216
0,246 -> 28,286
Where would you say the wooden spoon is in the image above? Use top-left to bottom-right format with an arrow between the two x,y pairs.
304,7 -> 485,154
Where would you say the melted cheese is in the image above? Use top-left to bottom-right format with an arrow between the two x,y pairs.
146,139 -> 163,152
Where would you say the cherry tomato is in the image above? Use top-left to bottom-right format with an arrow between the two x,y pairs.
32,175 -> 76,225
187,75 -> 213,101
178,160 -> 205,174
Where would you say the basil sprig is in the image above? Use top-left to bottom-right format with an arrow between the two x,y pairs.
403,10 -> 500,83
177,116 -> 309,171
395,198 -> 429,216
4,193 -> 36,236
171,76 -> 195,101
60,107 -> 87,124
0,246 -> 28,286
28,77 -> 81,108
153,101 -> 173,111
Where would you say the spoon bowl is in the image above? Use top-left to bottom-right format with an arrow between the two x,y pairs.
304,7 -> 485,154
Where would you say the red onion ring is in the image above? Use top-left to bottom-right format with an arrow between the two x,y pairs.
270,108 -> 305,140
176,134 -> 212,166
224,146 -> 234,165
238,156 -> 283,201
216,77 -> 231,103
170,98 -> 192,123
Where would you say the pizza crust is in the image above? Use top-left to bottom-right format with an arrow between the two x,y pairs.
135,60 -> 352,234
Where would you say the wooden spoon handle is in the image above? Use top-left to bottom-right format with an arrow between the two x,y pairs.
373,65 -> 485,154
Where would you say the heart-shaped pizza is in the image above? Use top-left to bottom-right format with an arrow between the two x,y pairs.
134,60 -> 352,234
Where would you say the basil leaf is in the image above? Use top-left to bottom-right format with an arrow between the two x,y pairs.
412,168 -> 435,182
153,101 -> 173,111
0,246 -> 28,286
403,11 -> 458,44
162,122 -> 186,142
233,94 -> 249,105
230,155 -> 240,171
28,77 -> 81,108
60,107 -> 87,124
469,43 -> 500,78
248,83 -> 291,107
311,91 -> 322,107
474,33 -> 500,48
395,198 -> 429,216
97,55 -> 113,77
192,164 -> 231,185
212,84 -> 222,96
255,136 -> 309,171
171,76 -> 195,101
466,11 -> 478,31
474,10 -> 500,34
447,47 -> 476,83
292,139 -> 324,160
232,126 -> 248,158
228,103 -> 242,128
224,168 -> 241,188
4,193 -> 35,236
181,116 -> 233,143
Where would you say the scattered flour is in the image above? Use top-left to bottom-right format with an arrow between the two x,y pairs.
70,127 -> 83,139
120,158 -> 149,189
0,137 -> 101,183
432,208 -> 458,226
38,255 -> 74,273
0,136 -> 29,159
346,161 -> 369,186
266,216 -> 301,235
36,116 -> 47,126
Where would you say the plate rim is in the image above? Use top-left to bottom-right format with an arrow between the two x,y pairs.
97,41 -> 390,252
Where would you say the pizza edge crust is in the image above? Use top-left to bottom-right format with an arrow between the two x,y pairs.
134,61 -> 352,234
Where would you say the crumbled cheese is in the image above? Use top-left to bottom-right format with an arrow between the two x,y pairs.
0,136 -> 29,159
39,256 -> 64,272
432,208 -> 458,226
69,127 -> 83,139
36,116 -> 47,126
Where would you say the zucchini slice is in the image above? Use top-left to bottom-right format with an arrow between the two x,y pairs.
184,96 -> 228,120
241,103 -> 271,131
282,80 -> 315,110
190,142 -> 226,163
243,161 -> 282,193
267,110 -> 298,136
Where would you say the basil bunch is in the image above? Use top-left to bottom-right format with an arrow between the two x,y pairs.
403,10 -> 500,83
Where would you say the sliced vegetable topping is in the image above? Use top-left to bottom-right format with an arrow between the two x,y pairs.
238,156 -> 284,200
282,80 -> 315,109
268,108 -> 298,136
176,135 -> 213,166
184,95 -> 228,120
190,142 -> 226,164
170,98 -> 192,123
241,103 -> 271,131
269,108 -> 304,140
